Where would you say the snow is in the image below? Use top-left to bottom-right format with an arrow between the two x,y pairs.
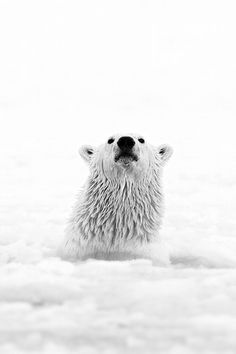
1,0 -> 236,353
1,142 -> 236,354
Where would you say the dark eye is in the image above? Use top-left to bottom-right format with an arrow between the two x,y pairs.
108,138 -> 115,144
138,138 -> 145,144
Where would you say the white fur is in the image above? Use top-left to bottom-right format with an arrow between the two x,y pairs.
59,134 -> 173,263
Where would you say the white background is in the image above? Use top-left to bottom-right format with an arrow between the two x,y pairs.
0,1 -> 236,353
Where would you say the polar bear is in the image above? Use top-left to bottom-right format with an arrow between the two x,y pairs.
60,134 -> 173,263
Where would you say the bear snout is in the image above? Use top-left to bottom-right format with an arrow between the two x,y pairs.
117,136 -> 135,151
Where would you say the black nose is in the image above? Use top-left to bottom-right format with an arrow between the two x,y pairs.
117,136 -> 135,151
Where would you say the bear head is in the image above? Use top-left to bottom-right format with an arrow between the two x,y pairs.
79,134 -> 173,182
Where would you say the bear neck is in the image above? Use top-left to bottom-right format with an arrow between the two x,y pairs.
78,170 -> 163,242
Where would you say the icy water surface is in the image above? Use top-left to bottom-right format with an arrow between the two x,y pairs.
0,143 -> 236,354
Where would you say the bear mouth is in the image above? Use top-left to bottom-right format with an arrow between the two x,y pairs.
114,152 -> 138,166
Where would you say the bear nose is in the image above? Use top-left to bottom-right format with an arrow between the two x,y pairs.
117,136 -> 135,151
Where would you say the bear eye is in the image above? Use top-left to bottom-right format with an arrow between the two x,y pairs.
108,138 -> 115,144
138,138 -> 145,144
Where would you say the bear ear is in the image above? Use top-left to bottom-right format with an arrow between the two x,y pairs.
157,144 -> 173,164
79,145 -> 95,163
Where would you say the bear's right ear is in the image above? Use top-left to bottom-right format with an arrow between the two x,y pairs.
157,144 -> 173,164
79,145 -> 95,163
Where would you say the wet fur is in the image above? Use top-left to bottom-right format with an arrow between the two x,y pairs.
60,135 -> 172,261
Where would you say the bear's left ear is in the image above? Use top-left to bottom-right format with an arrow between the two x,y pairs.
157,144 -> 173,164
79,145 -> 95,163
